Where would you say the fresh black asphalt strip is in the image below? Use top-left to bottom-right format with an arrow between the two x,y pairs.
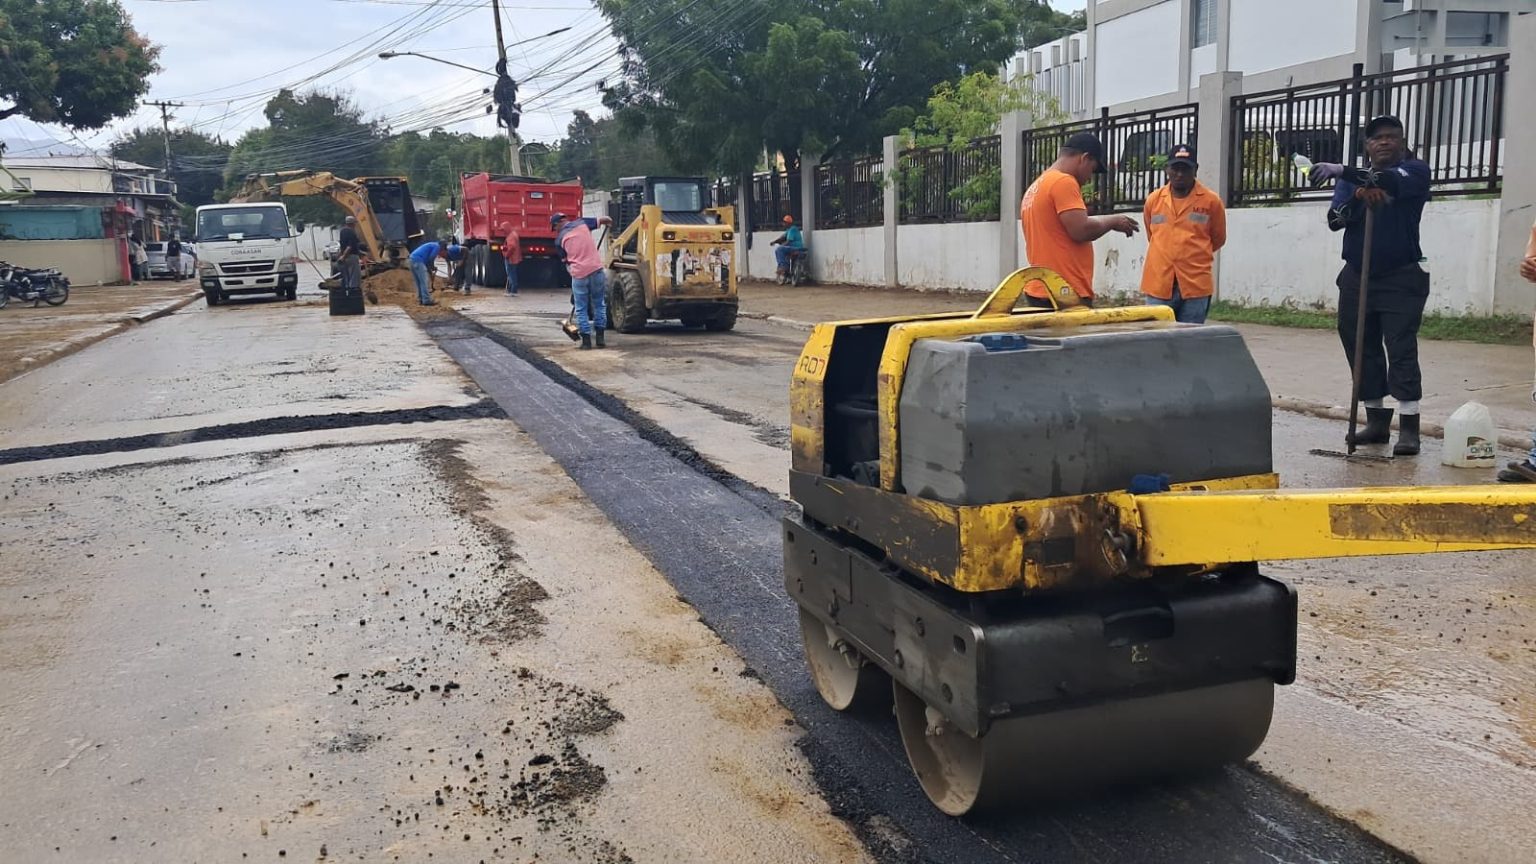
429,321 -> 1411,864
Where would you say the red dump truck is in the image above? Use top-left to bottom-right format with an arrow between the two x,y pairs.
457,172 -> 584,290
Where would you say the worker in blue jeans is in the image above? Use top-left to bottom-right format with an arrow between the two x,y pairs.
553,213 -> 612,349
409,241 -> 459,306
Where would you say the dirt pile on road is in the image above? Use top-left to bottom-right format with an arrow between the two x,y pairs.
363,267 -> 465,320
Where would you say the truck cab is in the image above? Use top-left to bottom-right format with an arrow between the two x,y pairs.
193,202 -> 302,306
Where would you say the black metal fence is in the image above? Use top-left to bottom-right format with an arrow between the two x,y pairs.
1229,55 -> 1506,205
814,155 -> 884,229
1020,104 -> 1199,215
897,137 -> 1001,224
748,169 -> 798,231
711,178 -> 737,209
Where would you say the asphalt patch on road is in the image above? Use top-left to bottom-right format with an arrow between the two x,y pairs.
0,400 -> 506,466
422,316 -> 789,519
425,324 -> 1411,864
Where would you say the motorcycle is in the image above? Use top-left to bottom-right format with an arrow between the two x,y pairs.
0,262 -> 71,309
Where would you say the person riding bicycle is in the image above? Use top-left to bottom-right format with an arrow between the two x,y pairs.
771,215 -> 806,283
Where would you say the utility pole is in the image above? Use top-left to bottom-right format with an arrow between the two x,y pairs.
146,100 -> 185,182
490,0 -> 522,175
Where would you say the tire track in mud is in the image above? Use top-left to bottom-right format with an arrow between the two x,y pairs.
425,313 -> 1414,864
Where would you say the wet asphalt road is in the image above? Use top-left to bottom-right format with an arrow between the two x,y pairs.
427,317 -> 1406,864
442,286 -> 1536,864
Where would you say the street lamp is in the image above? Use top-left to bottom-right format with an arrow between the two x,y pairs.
377,25 -> 573,175
376,51 -> 496,77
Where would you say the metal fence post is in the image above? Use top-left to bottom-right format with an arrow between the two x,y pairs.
883,134 -> 900,288
1493,14 -> 1535,314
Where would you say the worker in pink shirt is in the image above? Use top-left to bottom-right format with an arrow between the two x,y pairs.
552,212 -> 612,349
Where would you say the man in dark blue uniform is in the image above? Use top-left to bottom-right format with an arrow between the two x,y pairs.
1312,115 -> 1432,456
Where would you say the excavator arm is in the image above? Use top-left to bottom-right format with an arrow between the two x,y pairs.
231,171 -> 391,262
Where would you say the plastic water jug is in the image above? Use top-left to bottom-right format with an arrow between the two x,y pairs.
1441,401 -> 1498,468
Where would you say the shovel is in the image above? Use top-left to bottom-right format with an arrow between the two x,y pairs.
1311,205 -> 1391,463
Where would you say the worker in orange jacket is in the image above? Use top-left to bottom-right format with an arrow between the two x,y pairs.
1140,144 -> 1227,323
498,222 -> 523,296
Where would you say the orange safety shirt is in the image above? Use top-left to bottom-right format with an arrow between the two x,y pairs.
1140,181 -> 1227,300
1021,169 -> 1095,299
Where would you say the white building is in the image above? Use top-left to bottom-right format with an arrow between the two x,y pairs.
1012,0 -> 1531,119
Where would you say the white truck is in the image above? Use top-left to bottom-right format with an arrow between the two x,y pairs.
192,202 -> 303,306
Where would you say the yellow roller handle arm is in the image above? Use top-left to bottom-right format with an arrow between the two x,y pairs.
1125,485 -> 1536,567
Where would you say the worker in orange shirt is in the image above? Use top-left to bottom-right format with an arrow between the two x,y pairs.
1140,144 -> 1227,323
498,222 -> 523,296
1020,131 -> 1140,307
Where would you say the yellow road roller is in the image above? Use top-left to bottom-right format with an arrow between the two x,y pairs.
784,268 -> 1536,815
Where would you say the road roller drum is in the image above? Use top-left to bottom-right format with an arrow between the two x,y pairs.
784,268 -> 1536,815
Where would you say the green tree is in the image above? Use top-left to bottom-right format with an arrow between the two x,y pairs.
596,0 -> 1039,212
0,0 -> 160,130
110,127 -> 232,207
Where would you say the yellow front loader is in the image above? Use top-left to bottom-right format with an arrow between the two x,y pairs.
605,176 -> 738,333
786,267 -> 1536,816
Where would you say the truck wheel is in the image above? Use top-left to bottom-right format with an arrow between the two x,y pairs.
205,289 -> 222,307
466,246 -> 482,287
483,249 -> 506,289
610,269 -> 647,334
704,305 -> 738,332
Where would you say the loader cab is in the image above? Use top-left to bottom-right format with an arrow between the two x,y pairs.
611,176 -> 715,253
357,177 -> 425,250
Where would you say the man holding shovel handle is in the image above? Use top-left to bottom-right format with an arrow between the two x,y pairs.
1310,115 -> 1433,456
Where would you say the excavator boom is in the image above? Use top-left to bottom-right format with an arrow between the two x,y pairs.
231,171 -> 412,266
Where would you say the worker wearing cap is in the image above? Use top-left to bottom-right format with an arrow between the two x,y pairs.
1310,115 -> 1432,455
552,212 -> 612,349
1020,131 -> 1140,306
772,215 -> 806,282
407,239 -> 461,307
1499,218 -> 1536,483
1140,144 -> 1226,324
498,222 -> 522,296
337,216 -> 364,294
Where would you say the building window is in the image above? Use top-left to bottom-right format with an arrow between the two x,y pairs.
1191,0 -> 1217,48
11,176 -> 31,192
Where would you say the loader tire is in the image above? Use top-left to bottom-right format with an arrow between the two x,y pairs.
703,304 -> 737,332
610,269 -> 647,334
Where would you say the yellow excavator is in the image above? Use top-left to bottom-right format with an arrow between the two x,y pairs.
787,267 -> 1536,816
230,171 -> 424,278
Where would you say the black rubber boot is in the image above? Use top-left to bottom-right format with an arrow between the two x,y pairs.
595,329 -> 606,349
580,333 -> 592,350
1394,413 -> 1421,456
1347,407 -> 1394,445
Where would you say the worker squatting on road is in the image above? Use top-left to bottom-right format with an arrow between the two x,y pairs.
1019,131 -> 1140,308
408,239 -> 462,307
1140,144 -> 1227,324
498,222 -> 522,296
1501,218 -> 1536,483
553,212 -> 612,350
337,216 -> 364,292
1311,115 -> 1433,457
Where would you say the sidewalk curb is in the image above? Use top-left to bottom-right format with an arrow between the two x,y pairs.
743,311 -> 1531,451
128,290 -> 202,324
1,291 -> 202,386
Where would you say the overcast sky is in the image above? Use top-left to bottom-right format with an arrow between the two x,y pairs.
5,0 -> 1087,159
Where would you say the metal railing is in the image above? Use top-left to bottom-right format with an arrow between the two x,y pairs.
711,178 -> 737,209
748,169 -> 798,231
1020,104 -> 1198,215
897,137 -> 1001,223
1229,55 -> 1506,205
814,155 -> 884,229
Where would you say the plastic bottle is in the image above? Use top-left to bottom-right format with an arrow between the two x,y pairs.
1441,401 -> 1498,468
